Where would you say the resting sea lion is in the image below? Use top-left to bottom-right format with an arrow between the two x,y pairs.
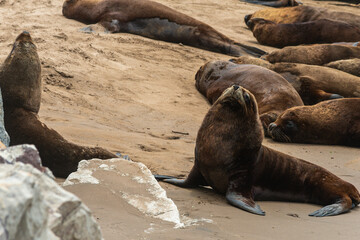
244,6 -> 360,28
269,98 -> 360,147
62,0 -> 265,57
264,44 -> 360,65
325,59 -> 360,77
195,60 -> 303,133
0,31 -> 116,178
247,18 -> 360,47
155,85 -> 360,216
271,63 -> 360,104
229,56 -> 273,69
240,0 -> 300,8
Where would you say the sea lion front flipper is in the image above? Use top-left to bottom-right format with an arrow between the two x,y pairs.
226,178 -> 265,215
226,190 -> 265,216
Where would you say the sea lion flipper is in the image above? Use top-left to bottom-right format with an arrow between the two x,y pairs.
226,191 -> 265,216
308,203 -> 347,217
155,164 -> 208,188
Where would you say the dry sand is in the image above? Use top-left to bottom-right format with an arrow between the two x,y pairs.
1,0 -> 360,239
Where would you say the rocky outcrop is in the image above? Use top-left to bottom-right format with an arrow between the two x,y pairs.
0,156 -> 103,240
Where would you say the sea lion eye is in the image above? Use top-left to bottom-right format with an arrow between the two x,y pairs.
286,121 -> 296,129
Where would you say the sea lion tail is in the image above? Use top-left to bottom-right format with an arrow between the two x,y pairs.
232,42 -> 267,58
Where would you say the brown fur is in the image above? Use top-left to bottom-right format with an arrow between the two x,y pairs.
269,98 -> 360,147
325,59 -> 360,77
264,44 -> 360,65
62,0 -> 265,57
158,86 -> 360,216
247,18 -> 360,47
0,31 -> 116,178
195,61 -> 303,133
271,63 -> 360,104
245,5 -> 360,28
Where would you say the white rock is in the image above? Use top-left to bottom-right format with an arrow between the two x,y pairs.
63,158 -> 183,227
0,163 -> 103,240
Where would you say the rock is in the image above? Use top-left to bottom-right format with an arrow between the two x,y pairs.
0,144 -> 53,178
0,162 -> 103,240
0,89 -> 10,147
64,158 -> 184,227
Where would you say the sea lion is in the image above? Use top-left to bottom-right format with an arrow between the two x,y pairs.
229,56 -> 273,69
195,60 -> 303,133
62,0 -> 266,57
244,6 -> 360,28
325,59 -> 360,77
264,44 -> 360,65
0,31 -> 116,178
247,18 -> 360,47
240,0 -> 300,8
155,85 -> 360,216
270,63 -> 360,105
269,98 -> 360,147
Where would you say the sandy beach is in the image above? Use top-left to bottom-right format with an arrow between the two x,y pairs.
1,0 -> 360,239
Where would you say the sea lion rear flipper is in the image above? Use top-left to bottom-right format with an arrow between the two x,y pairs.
155,163 -> 208,188
226,190 -> 265,216
309,196 -> 353,217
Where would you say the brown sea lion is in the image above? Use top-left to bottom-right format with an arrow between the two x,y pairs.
229,56 -> 273,69
155,85 -> 360,216
240,0 -> 300,8
0,31 -> 116,178
195,60 -> 303,133
325,59 -> 360,77
264,44 -> 360,65
269,98 -> 360,147
244,6 -> 360,28
62,0 -> 266,57
271,63 -> 360,104
247,18 -> 360,47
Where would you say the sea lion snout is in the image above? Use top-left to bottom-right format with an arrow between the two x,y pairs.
244,14 -> 252,25
268,122 -> 277,131
16,31 -> 33,43
233,85 -> 240,91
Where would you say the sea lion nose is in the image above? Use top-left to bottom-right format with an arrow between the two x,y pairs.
233,85 -> 240,91
268,123 -> 277,131
244,14 -> 252,24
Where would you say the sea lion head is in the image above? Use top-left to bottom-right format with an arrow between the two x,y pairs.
246,18 -> 275,31
208,85 -> 264,149
195,61 -> 229,97
268,108 -> 303,143
0,31 -> 41,113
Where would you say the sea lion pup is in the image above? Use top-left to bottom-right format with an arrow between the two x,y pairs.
240,0 -> 300,8
269,98 -> 360,147
246,18 -> 360,48
271,63 -> 360,105
0,31 -> 116,178
325,59 -> 360,77
195,60 -> 303,133
62,0 -> 266,57
264,44 -> 360,65
155,85 -> 360,216
244,6 -> 360,28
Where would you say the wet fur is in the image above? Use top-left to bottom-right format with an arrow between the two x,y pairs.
269,98 -> 360,147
